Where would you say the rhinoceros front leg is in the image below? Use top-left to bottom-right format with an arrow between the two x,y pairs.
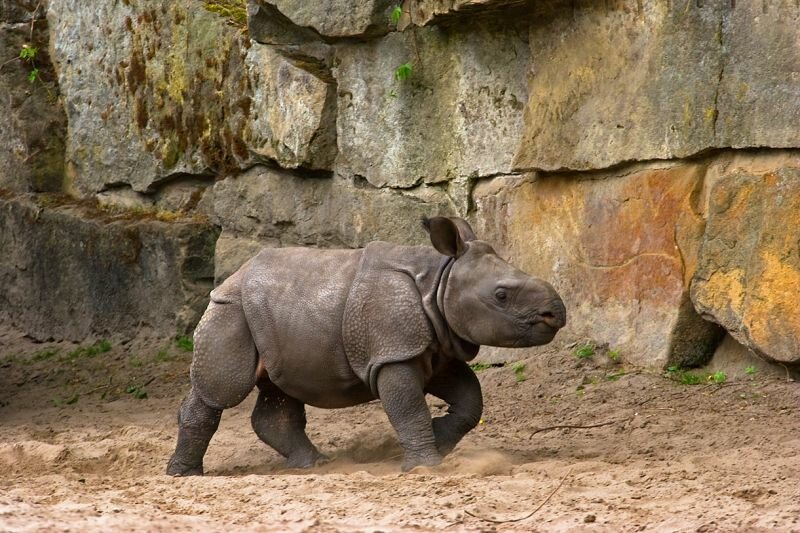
251,378 -> 327,469
425,359 -> 483,456
376,361 -> 442,471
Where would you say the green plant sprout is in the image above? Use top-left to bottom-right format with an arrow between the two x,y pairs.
394,62 -> 412,81
19,44 -> 37,60
65,339 -> 111,361
679,372 -> 704,385
390,5 -> 402,24
574,344 -> 595,359
469,362 -> 491,372
18,44 -> 39,84
510,361 -> 526,382
126,385 -> 148,399
709,371 -> 726,384
175,335 -> 194,352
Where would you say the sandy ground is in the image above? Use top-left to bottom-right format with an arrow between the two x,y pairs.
1,327 -> 799,532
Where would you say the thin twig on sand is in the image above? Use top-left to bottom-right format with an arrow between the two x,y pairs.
528,417 -> 628,439
464,468 -> 573,524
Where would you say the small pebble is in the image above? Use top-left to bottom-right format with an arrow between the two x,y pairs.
584,514 -> 596,523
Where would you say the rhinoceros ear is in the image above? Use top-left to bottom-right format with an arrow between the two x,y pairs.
422,216 -> 476,258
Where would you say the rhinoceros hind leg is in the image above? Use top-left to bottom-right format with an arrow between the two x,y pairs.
251,379 -> 327,469
167,300 -> 258,476
166,387 -> 222,476
425,358 -> 483,456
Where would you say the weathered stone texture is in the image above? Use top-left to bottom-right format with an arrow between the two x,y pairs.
1,0 -> 45,23
0,194 -> 218,342
700,334 -> 799,381
47,0 -> 252,194
334,21 -> 528,188
473,163 -> 720,368
265,0 -> 395,38
515,0 -> 721,171
245,43 -> 337,170
247,1 -> 323,47
0,5 -> 65,192
715,3 -> 800,150
211,165 -> 458,282
691,164 -> 800,364
213,166 -> 455,249
399,0 -> 532,28
514,0 -> 800,172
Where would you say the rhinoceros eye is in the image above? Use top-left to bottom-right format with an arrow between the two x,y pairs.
495,288 -> 507,302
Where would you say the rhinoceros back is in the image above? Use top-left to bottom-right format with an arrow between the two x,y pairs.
240,247 -> 370,408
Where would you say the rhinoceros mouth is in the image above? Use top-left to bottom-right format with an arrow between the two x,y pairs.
513,321 -> 559,348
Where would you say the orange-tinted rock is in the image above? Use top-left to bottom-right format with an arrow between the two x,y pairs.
473,162 -> 722,368
691,166 -> 800,364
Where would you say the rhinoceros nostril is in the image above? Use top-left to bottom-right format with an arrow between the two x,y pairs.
538,305 -> 565,329
528,312 -> 557,328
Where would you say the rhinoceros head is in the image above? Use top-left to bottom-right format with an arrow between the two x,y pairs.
423,216 -> 566,348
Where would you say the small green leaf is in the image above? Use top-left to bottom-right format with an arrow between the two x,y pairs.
28,68 -> 39,84
511,361 -> 526,382
394,62 -> 412,81
679,372 -> 703,385
709,371 -> 726,384
574,344 -> 595,359
126,385 -> 148,399
390,6 -> 402,24
744,366 -> 756,375
19,45 -> 37,60
175,335 -> 194,352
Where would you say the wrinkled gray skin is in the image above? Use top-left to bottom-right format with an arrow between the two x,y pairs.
166,217 -> 566,474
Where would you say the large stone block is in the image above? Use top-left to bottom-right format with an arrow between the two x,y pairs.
211,166 -> 457,282
514,0 -> 721,171
514,0 -> 800,172
691,164 -> 800,365
213,165 -> 455,249
244,42 -> 337,170
472,163 -> 722,368
399,0 -> 532,28
0,12 -> 66,192
716,2 -> 800,151
0,193 -> 218,341
334,21 -> 528,188
264,0 -> 395,38
47,0 -> 252,194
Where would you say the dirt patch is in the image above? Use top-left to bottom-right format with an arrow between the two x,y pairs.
1,327 -> 798,532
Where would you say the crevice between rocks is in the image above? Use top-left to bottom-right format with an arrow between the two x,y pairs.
710,7 -> 727,139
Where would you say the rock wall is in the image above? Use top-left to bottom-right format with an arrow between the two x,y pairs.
0,0 -> 798,367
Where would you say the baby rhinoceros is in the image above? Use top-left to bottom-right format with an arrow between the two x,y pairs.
167,216 -> 566,474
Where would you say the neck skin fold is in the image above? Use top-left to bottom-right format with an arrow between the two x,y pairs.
421,256 -> 480,362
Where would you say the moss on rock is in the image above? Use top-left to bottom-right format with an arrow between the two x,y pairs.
202,0 -> 247,29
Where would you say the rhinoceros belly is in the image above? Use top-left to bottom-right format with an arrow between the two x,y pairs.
241,247 -> 373,408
